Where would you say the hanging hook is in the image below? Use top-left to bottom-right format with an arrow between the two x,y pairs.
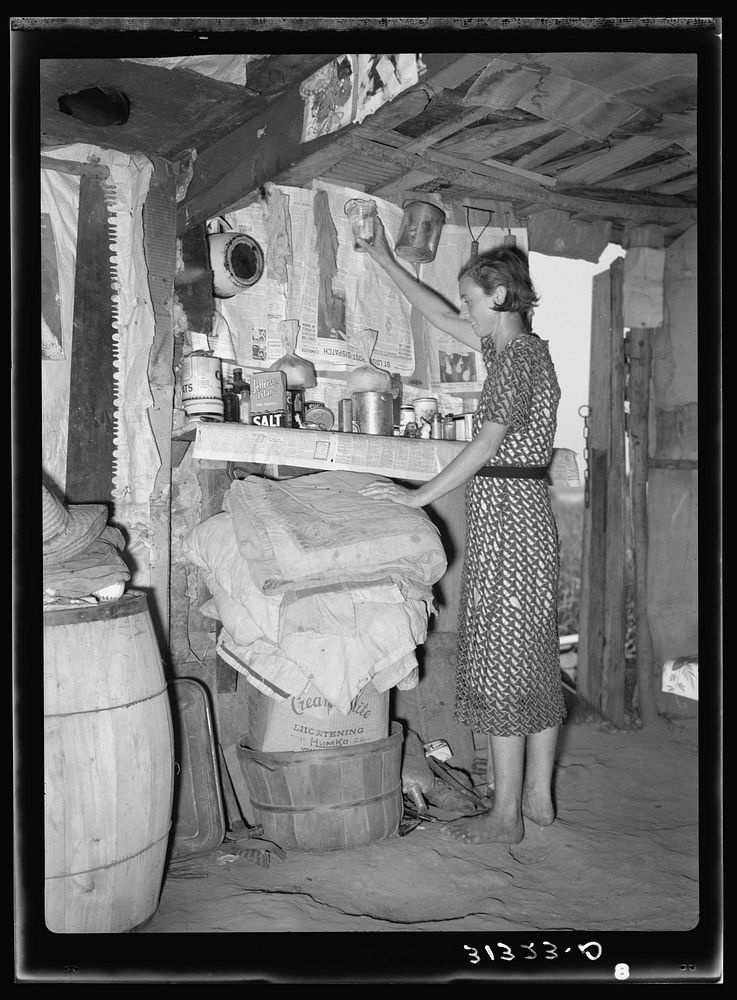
464,206 -> 493,261
503,212 -> 517,248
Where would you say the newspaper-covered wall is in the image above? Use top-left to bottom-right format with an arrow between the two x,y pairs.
216,181 -> 528,411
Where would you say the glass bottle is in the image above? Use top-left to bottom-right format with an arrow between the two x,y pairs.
232,368 -> 251,424
221,377 -> 240,422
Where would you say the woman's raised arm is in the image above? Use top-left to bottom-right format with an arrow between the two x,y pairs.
358,217 -> 478,350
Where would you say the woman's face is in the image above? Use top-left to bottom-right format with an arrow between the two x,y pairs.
458,276 -> 500,339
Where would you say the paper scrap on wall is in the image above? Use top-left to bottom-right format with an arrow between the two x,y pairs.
418,224 -> 529,400
216,182 -> 416,377
300,53 -> 424,142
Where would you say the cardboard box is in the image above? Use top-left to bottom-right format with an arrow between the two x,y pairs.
244,678 -> 389,753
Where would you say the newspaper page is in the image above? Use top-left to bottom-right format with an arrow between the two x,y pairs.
192,423 -> 580,486
417,224 -> 529,403
217,181 -> 417,377
193,422 -> 462,481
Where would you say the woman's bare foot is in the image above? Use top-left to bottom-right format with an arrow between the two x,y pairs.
521,787 -> 555,826
440,807 -> 524,845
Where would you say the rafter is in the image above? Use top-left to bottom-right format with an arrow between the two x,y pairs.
335,133 -> 697,226
177,53 -> 490,232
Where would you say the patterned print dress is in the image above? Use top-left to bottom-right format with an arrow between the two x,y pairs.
454,332 -> 566,737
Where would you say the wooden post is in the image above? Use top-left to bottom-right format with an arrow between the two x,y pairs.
601,258 -> 627,728
627,327 -> 659,726
577,449 -> 607,708
577,270 -> 611,708
578,260 -> 627,727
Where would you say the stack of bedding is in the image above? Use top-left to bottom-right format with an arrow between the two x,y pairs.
183,471 -> 447,750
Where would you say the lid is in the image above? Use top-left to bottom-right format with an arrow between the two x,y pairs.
401,197 -> 446,219
169,678 -> 226,860
303,404 -> 335,430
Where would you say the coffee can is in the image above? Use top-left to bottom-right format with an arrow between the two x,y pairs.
180,354 -> 224,421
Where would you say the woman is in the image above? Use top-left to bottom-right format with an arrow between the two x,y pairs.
358,219 -> 565,845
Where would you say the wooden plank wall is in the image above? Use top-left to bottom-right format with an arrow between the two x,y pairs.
578,259 -> 627,725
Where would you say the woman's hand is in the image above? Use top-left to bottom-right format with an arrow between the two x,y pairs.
357,215 -> 394,265
359,479 -> 420,508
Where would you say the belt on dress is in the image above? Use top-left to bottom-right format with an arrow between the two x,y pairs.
474,465 -> 548,479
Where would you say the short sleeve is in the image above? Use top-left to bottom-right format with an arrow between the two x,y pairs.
478,341 -> 533,433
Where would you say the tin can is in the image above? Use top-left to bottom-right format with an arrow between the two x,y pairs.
431,413 -> 443,439
352,391 -> 394,436
339,398 -> 353,432
413,397 -> 438,426
286,387 -> 306,428
395,200 -> 446,264
180,354 -> 224,421
399,404 -> 415,435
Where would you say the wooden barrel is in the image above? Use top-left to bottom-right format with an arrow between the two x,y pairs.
237,723 -> 403,851
44,591 -> 174,932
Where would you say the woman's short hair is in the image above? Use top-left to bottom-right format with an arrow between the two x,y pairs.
458,247 -> 539,329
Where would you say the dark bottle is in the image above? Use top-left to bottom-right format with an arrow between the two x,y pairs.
222,378 -> 241,422
390,372 -> 403,428
232,368 -> 251,423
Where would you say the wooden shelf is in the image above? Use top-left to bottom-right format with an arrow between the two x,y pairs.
188,422 -> 581,486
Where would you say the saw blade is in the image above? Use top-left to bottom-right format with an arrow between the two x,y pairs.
65,170 -> 121,506
102,177 -> 123,501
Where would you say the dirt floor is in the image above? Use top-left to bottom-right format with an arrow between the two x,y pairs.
121,701 -> 716,983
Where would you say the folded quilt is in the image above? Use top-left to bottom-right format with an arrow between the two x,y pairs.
217,628 -> 419,714
183,512 -> 282,643
223,470 -> 447,595
185,510 -> 437,644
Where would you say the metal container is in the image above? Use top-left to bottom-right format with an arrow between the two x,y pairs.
180,354 -> 224,421
351,390 -> 394,435
395,200 -> 446,264
339,398 -> 353,432
207,217 -> 265,298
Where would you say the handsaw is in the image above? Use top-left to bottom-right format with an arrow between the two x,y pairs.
65,169 -> 121,506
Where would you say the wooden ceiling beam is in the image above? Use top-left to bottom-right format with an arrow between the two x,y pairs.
369,169 -> 437,201
651,173 -> 698,195
610,155 -> 697,192
554,135 -> 675,185
435,118 -> 557,160
177,52 -> 488,233
335,133 -> 697,226
402,106 -> 492,153
510,130 -> 598,171
354,123 -> 558,188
